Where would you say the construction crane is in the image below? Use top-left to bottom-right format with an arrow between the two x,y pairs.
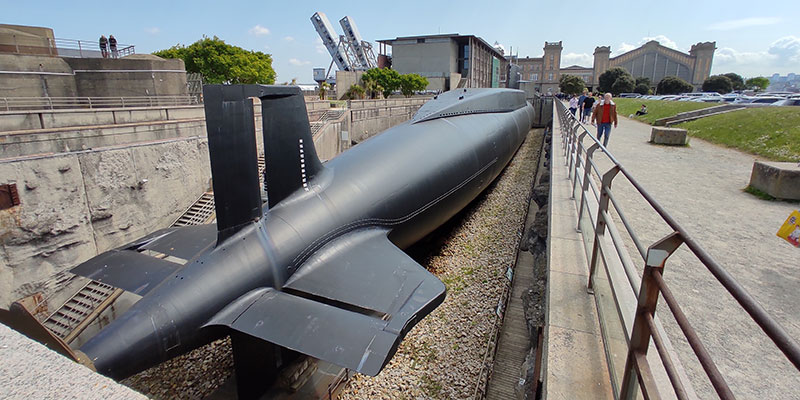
311,12 -> 377,79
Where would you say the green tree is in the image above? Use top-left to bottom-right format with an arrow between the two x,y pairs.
558,74 -> 586,95
611,75 -> 635,95
344,84 -> 365,100
722,73 -> 745,91
702,75 -> 733,94
745,77 -> 770,91
363,78 -> 382,99
634,83 -> 651,95
598,67 -> 632,93
319,82 -> 330,100
657,76 -> 694,94
635,77 -> 651,87
154,36 -> 276,84
399,74 -> 429,97
363,68 -> 401,98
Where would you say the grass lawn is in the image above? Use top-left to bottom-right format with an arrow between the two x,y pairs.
677,107 -> 800,161
614,98 -> 717,125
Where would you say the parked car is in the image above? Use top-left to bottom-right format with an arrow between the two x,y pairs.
736,96 -> 785,105
619,93 -> 640,98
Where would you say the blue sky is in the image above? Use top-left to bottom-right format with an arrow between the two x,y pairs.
5,1 -> 799,83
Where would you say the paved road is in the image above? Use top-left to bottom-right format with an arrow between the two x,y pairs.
577,115 -> 799,399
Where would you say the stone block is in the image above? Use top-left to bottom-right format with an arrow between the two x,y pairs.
748,161 -> 800,200
650,126 -> 688,145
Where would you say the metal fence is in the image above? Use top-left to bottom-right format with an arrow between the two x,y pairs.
0,35 -> 135,59
554,100 -> 800,399
0,96 -> 198,111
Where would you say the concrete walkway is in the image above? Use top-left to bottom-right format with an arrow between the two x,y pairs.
578,115 -> 800,399
543,125 -> 613,399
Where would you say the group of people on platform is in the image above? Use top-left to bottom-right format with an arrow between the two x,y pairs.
99,35 -> 118,58
567,90 -> 619,147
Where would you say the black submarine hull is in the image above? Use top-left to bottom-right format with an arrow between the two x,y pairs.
74,87 -> 535,385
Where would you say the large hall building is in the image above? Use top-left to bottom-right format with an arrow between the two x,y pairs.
505,40 -> 716,93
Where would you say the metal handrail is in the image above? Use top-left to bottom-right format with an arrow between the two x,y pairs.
0,35 -> 135,58
0,96 -> 198,111
554,99 -> 800,399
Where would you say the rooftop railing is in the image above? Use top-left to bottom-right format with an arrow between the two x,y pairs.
554,100 -> 800,399
0,35 -> 135,58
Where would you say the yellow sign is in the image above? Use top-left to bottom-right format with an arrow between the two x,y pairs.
777,210 -> 800,248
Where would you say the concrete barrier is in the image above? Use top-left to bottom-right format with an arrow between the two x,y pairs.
748,161 -> 800,200
0,137 -> 211,306
650,127 -> 688,145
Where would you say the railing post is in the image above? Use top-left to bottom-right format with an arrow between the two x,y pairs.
13,34 -> 19,53
576,142 -> 601,230
569,130 -> 589,197
619,232 -> 684,400
87,97 -> 93,109
587,165 -> 620,293
78,40 -> 83,58
47,97 -> 53,110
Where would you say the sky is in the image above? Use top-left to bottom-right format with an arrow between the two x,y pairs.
4,1 -> 799,83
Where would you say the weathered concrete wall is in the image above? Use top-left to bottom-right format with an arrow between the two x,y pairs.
0,54 -> 78,98
64,57 -> 188,97
0,137 -> 210,306
1,119 -> 207,158
0,54 -> 187,99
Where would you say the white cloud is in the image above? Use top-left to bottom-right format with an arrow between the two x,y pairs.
712,36 -> 800,76
315,37 -> 327,54
561,52 -> 592,67
288,58 -> 310,66
144,27 -> 160,35
284,36 -> 295,42
708,17 -> 782,31
767,35 -> 800,64
249,25 -> 270,36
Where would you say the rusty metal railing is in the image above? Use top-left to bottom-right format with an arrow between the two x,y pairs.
554,99 -> 800,399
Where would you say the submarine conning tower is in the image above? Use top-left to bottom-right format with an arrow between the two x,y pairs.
411,88 -> 528,123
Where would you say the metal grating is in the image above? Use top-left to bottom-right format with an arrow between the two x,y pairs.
171,192 -> 216,227
42,280 -> 117,340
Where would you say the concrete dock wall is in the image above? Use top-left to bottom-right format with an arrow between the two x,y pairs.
0,137 -> 211,306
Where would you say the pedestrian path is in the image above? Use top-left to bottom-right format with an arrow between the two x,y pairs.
576,114 -> 800,399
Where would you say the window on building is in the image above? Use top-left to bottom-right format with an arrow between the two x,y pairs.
548,73 -> 553,81
533,73 -> 538,81
417,38 -> 425,43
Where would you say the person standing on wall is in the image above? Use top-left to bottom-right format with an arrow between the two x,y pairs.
581,92 -> 595,123
591,93 -> 618,146
109,35 -> 118,58
99,35 -> 108,58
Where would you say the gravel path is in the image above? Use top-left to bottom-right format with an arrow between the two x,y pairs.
579,116 -> 800,399
340,130 -> 543,400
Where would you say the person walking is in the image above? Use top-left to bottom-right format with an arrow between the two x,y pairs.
568,94 -> 578,116
591,93 -> 618,146
109,35 -> 118,58
99,35 -> 108,58
581,92 -> 595,123
577,89 -> 588,120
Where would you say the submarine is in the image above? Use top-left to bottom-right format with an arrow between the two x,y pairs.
11,84 -> 535,398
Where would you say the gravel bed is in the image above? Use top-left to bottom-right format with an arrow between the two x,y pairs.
121,337 -> 233,399
340,130 -> 544,400
120,130 -> 543,399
